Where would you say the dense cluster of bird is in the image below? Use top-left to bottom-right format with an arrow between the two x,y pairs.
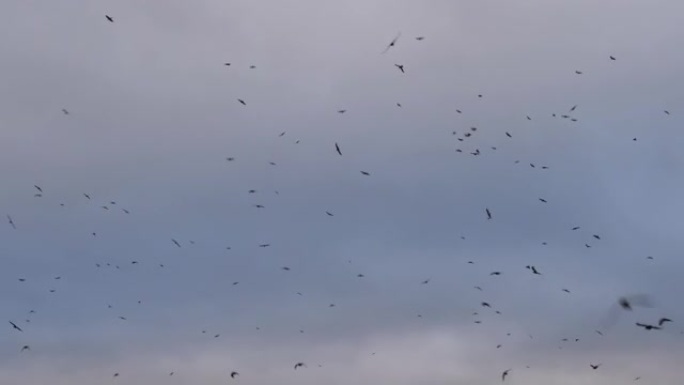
2,10 -> 680,385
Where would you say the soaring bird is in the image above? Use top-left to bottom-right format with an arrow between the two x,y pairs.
105,15 -> 114,22
394,64 -> 405,73
294,362 -> 306,370
9,321 -> 23,332
337,109 -> 346,114
590,364 -> 601,370
610,56 -> 616,60
381,32 -> 401,54
360,171 -> 370,176
237,99 -> 246,105
335,143 -> 342,156
415,36 -> 425,40
230,371 -> 239,379
171,239 -> 181,248
486,208 -> 492,220
7,215 -> 15,229
326,211 -> 334,216
636,322 -> 661,330
61,108 -> 69,115
20,345 -> 30,352
575,70 -> 583,74
502,369 -> 511,381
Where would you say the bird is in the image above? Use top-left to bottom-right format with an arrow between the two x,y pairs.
326,211 -> 334,216
258,244 -> 270,248
9,321 -> 23,332
7,215 -> 16,229
230,371 -> 239,379
415,36 -> 425,40
337,109 -> 346,114
502,369 -> 511,381
237,99 -> 246,105
490,271 -> 501,276
171,239 -> 181,248
505,132 -> 512,138
394,64 -> 405,73
360,171 -> 370,176
575,70 -> 583,74
294,362 -> 306,370
526,265 -> 541,275
486,208 -> 492,220
335,143 -> 342,156
664,110 -> 670,115
421,279 -> 430,284
481,302 -> 491,308
105,15 -> 114,22
571,226 -> 580,230
636,322 -> 661,330
20,345 -> 30,352
381,32 -> 401,54
34,185 -> 42,193
224,62 -> 231,66
593,234 -> 601,240
658,317 -> 673,326
61,108 -> 69,115
610,55 -> 616,60
590,364 -> 601,370
538,198 -> 547,203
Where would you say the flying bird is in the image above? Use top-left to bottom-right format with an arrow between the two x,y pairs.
230,371 -> 239,379
171,239 -> 181,248
415,36 -> 425,40
610,56 -> 616,60
294,362 -> 306,370
658,317 -> 672,326
9,321 -> 23,332
335,143 -> 342,156
360,171 -> 370,176
486,208 -> 492,220
7,215 -> 15,229
635,322 -> 661,330
394,64 -> 405,73
237,99 -> 246,105
381,32 -> 401,54
502,369 -> 511,381
105,15 -> 114,22
590,364 -> 601,370
61,108 -> 69,115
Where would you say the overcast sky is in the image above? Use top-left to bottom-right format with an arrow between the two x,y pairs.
2,0 -> 684,384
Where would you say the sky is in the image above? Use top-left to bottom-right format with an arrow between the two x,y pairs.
1,0 -> 684,384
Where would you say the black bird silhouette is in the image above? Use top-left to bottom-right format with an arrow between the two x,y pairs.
636,322 -> 661,330
335,143 -> 342,156
486,208 -> 492,220
658,317 -> 672,326
505,132 -> 512,138
294,362 -> 306,370
502,369 -> 511,381
394,64 -> 405,73
171,239 -> 181,248
415,36 -> 425,41
9,321 -> 23,332
326,211 -> 334,216
481,302 -> 491,308
538,198 -> 547,203
360,171 -> 370,176
590,364 -> 601,370
337,109 -> 346,114
224,62 -> 231,66
490,271 -> 501,276
231,371 -> 239,379
572,226 -> 580,230
21,345 -> 30,352
34,185 -> 42,193
62,108 -> 69,115
259,244 -> 270,248
381,32 -> 401,54
526,265 -> 541,275
421,279 -> 430,284
575,70 -> 583,74
237,99 -> 246,105
664,110 -> 670,115
610,56 -> 616,60
7,215 -> 16,229
593,234 -> 601,240
105,15 -> 114,22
